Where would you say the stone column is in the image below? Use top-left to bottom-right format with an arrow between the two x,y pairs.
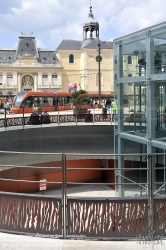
34,74 -> 37,91
3,72 -> 7,88
48,72 -> 52,90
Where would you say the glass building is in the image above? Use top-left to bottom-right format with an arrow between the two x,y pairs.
113,21 -> 166,197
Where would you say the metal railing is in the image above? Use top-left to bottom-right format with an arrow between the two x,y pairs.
0,113 -> 114,128
0,151 -> 166,240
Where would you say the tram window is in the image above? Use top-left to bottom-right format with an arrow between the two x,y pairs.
21,97 -> 34,108
34,97 -> 41,107
34,96 -> 54,107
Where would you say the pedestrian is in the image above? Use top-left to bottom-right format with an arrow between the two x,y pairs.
106,98 -> 111,113
0,101 -> 3,109
111,99 -> 118,120
28,108 -> 40,125
41,110 -> 50,124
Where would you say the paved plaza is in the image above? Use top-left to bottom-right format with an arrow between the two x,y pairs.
0,185 -> 165,250
0,232 -> 165,250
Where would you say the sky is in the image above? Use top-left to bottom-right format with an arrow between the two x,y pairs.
0,0 -> 166,50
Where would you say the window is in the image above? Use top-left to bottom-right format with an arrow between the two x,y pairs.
69,54 -> 74,63
96,73 -> 103,86
21,96 -> 34,108
52,74 -> 57,86
34,96 -> 54,107
42,74 -> 48,86
22,75 -> 34,85
128,56 -> 132,64
0,74 -> 2,86
7,74 -> 13,86
128,74 -> 132,77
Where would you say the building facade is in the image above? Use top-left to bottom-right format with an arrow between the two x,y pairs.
0,6 -> 113,97
114,21 -> 166,197
56,6 -> 113,94
0,33 -> 62,96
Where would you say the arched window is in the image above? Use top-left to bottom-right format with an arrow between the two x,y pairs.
8,91 -> 13,95
69,54 -> 74,63
128,74 -> 132,77
128,56 -> 132,64
22,75 -> 34,86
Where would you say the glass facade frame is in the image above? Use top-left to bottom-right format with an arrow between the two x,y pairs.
113,22 -> 166,197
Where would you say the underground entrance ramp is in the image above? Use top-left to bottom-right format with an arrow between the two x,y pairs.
0,125 -> 114,154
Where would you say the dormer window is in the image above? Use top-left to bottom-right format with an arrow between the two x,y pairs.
69,54 -> 74,63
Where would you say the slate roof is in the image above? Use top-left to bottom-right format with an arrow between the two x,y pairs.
0,33 -> 59,64
57,38 -> 113,50
57,40 -> 82,50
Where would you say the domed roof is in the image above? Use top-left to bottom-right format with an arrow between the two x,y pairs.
84,6 -> 99,27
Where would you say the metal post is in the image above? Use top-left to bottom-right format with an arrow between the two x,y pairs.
62,153 -> 66,238
58,102 -> 60,125
148,154 -> 154,235
23,107 -> 25,129
97,43 -> 102,109
4,107 -> 7,128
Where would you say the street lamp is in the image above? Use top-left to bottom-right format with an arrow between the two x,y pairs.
96,43 -> 102,108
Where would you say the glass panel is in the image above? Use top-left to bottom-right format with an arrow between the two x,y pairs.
154,148 -> 166,196
34,96 -> 54,107
115,141 -> 148,197
153,37 -> 166,74
58,96 -> 70,106
123,82 -> 146,136
13,92 -> 25,108
155,81 -> 166,138
21,96 -> 34,108
121,39 -> 146,78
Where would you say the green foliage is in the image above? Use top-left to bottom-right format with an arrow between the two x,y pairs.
70,90 -> 90,108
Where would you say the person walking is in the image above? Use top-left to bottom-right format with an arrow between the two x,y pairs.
111,99 -> 118,121
106,98 -> 111,113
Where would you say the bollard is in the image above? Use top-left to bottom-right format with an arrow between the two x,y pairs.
4,108 -> 7,128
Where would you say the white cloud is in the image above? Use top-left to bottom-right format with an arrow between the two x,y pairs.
0,0 -> 166,49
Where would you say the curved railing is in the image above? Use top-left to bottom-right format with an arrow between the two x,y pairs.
0,113 -> 114,128
0,151 -> 166,240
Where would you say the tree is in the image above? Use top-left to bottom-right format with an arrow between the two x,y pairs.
70,89 -> 90,109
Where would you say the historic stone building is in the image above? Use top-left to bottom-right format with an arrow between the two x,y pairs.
0,33 -> 62,96
56,6 -> 113,94
0,6 -> 113,97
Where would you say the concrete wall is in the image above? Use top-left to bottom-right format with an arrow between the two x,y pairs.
0,125 -> 114,167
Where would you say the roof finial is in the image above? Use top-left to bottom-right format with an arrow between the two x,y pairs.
89,1 -> 94,18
